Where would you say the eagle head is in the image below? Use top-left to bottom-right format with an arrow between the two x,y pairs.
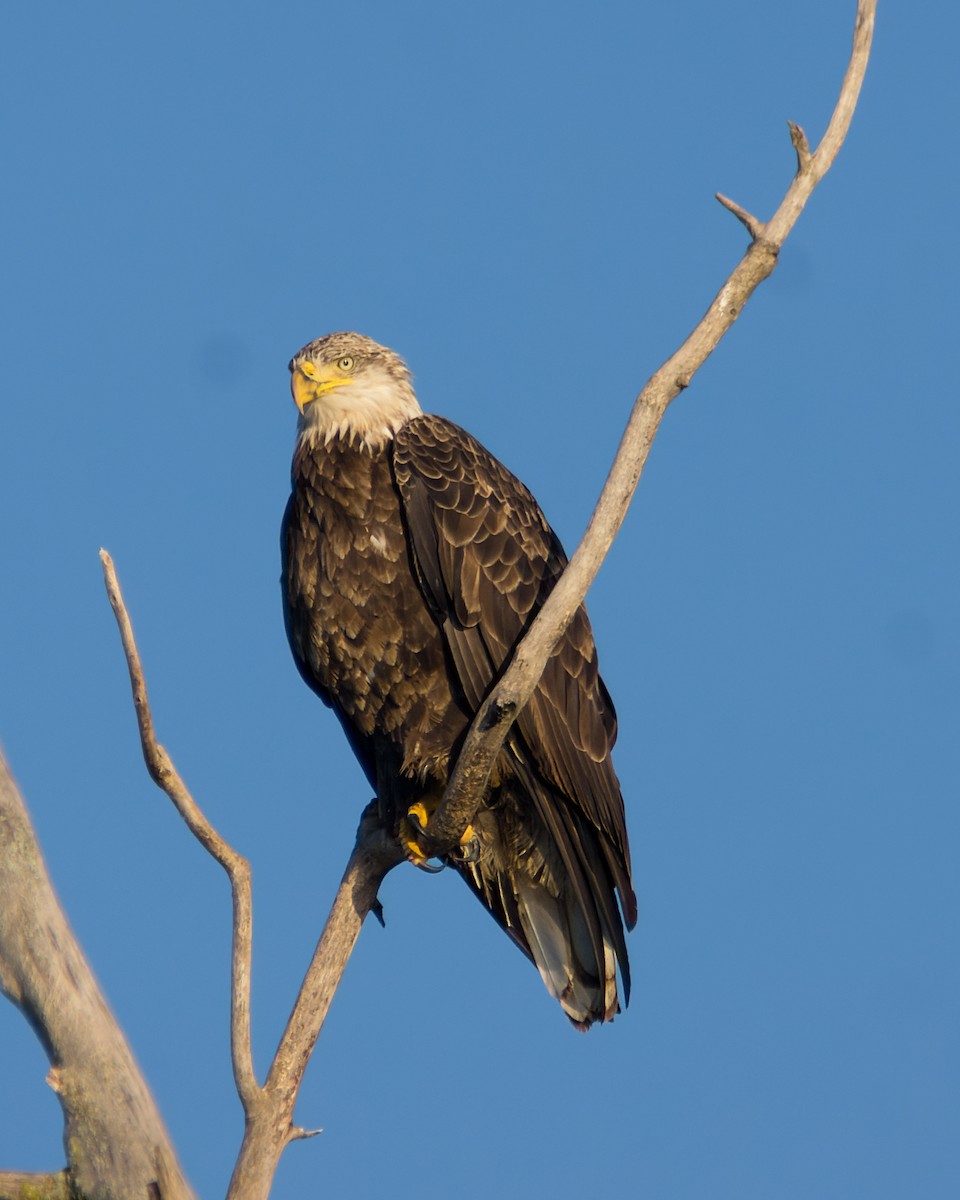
289,332 -> 422,449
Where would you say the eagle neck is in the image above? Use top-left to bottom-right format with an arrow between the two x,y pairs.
294,421 -> 401,464
291,427 -> 399,508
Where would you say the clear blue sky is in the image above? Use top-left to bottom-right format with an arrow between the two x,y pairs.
1,3 -> 956,1197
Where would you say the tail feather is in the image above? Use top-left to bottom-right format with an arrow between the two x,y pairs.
456,782 -> 631,1028
514,875 -> 619,1028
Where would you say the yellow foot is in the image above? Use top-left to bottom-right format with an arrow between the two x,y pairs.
399,801 -> 434,866
399,800 -> 479,868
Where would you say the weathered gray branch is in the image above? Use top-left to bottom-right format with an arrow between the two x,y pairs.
100,550 -> 260,1116
422,0 -> 877,856
3,7 -> 875,1197
100,554 -> 404,1200
0,1169 -> 71,1200
0,752 -> 194,1200
225,806 -> 402,1200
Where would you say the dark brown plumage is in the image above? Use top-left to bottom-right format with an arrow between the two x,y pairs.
282,332 -> 636,1027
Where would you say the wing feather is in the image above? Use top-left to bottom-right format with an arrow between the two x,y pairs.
392,415 -> 636,929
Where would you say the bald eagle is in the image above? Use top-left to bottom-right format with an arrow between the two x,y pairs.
282,332 -> 636,1028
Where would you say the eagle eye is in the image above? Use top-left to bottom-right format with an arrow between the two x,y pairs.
337,356 -> 355,372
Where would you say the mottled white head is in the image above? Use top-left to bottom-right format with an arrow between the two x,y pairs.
289,331 -> 422,450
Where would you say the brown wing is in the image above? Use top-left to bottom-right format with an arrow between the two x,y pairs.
391,415 -> 637,932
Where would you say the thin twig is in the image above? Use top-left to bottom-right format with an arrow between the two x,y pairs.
99,550 -> 261,1116
715,192 -> 766,240
788,121 -> 813,173
0,1170 -> 71,1200
422,0 -> 876,855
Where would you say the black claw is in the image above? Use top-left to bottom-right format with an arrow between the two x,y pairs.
453,836 -> 480,865
371,897 -> 386,927
412,857 -> 446,874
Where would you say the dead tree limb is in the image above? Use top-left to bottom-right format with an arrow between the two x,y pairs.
0,752 -> 194,1200
422,0 -> 877,856
100,550 -> 260,1117
99,555 -> 404,1200
0,1169 -> 71,1200
225,806 -> 402,1200
2,5 -> 876,1197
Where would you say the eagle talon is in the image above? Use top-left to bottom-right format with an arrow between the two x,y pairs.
400,801 -> 478,867
402,802 -> 478,866
406,801 -> 429,834
452,825 -> 480,864
399,802 -> 445,871
412,858 -> 446,874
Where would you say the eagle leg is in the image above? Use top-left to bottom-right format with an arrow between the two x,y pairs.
400,799 -> 479,867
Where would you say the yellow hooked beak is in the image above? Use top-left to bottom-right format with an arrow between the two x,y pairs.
291,361 -> 350,413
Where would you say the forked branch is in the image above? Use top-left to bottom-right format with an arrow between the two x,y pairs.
100,554 -> 404,1200
422,0 -> 877,856
101,550 -> 260,1116
93,5 -> 875,1196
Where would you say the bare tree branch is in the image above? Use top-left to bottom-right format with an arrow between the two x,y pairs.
102,5 -> 878,1188
100,554 -> 404,1200
421,0 -> 877,857
0,1169 -> 71,1200
100,549 -> 261,1117
225,806 -> 402,1200
0,752 -> 194,1200
0,8 -> 872,1196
